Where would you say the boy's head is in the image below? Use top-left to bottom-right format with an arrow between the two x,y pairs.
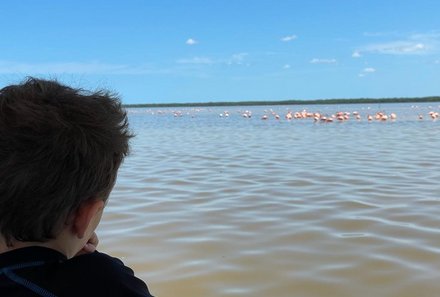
0,77 -> 133,246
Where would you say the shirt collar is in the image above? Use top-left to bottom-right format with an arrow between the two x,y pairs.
0,246 -> 67,268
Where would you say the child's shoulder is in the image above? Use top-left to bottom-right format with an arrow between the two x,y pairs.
65,251 -> 153,296
67,251 -> 136,280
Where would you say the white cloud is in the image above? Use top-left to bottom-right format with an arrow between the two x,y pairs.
281,35 -> 297,42
352,51 -> 362,58
283,64 -> 291,69
176,53 -> 249,66
227,53 -> 248,65
358,67 -> 376,77
357,32 -> 440,56
310,58 -> 337,64
177,57 -> 214,64
186,38 -> 198,45
364,41 -> 427,55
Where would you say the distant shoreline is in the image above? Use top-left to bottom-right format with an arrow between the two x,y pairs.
124,96 -> 440,108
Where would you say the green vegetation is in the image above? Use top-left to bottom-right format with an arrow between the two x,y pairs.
124,96 -> 440,108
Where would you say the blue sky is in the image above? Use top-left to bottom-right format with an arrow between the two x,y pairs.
1,0 -> 440,104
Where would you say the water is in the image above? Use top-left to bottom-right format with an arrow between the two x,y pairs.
98,102 -> 440,297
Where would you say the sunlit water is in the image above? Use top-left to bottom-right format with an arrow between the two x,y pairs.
98,103 -> 440,297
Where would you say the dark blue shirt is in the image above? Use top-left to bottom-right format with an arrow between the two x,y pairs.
0,246 -> 154,297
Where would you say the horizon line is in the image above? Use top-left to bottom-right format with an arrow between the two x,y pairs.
124,96 -> 440,108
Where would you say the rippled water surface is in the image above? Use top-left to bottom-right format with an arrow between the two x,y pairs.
98,103 -> 440,297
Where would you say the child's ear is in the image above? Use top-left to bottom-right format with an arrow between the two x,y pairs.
72,199 -> 105,239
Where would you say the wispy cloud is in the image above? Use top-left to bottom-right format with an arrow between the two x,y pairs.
0,61 -> 154,75
352,51 -> 362,58
356,32 -> 440,56
358,67 -> 376,77
283,64 -> 291,69
363,67 -> 376,73
176,53 -> 249,66
310,58 -> 337,64
227,53 -> 248,65
281,35 -> 297,42
177,57 -> 214,65
186,38 -> 198,45
364,41 -> 427,55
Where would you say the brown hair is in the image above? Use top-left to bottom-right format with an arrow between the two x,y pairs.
0,77 -> 133,245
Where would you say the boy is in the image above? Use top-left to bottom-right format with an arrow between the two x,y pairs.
0,78 -> 154,296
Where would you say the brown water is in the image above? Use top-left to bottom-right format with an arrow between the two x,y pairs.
98,103 -> 440,297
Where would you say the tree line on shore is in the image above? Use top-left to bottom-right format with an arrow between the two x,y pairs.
124,96 -> 440,108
